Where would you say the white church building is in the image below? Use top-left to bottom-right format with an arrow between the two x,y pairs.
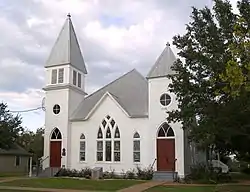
42,14 -> 203,178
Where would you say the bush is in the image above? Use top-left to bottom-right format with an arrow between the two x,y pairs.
136,166 -> 154,180
125,169 -> 136,179
184,163 -> 231,184
55,165 -> 154,180
56,167 -> 92,179
241,167 -> 250,174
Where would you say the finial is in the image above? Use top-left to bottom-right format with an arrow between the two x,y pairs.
67,13 -> 71,18
166,42 -> 170,46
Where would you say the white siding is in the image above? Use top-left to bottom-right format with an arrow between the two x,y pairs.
70,94 -> 149,172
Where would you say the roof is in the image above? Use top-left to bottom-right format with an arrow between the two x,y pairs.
45,14 -> 87,74
71,69 -> 148,121
0,144 -> 32,156
147,43 -> 176,79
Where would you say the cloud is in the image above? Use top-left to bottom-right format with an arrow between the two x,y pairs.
0,0 -> 236,130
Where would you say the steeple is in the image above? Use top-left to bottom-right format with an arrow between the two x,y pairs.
45,14 -> 87,74
147,42 -> 176,79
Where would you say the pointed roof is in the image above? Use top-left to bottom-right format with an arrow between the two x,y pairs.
147,42 -> 176,79
71,69 -> 148,121
45,13 -> 87,74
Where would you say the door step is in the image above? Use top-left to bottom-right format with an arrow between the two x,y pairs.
152,171 -> 178,181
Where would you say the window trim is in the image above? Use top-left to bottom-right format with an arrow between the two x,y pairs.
96,116 -> 121,163
58,68 -> 64,84
77,73 -> 82,88
79,134 -> 86,162
15,156 -> 21,166
73,70 -> 77,86
51,69 -> 57,84
160,93 -> 171,107
133,132 -> 140,163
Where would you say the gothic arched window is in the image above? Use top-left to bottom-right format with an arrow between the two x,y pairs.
51,128 -> 62,140
133,132 -> 140,162
97,116 -> 120,162
79,134 -> 86,161
157,123 -> 175,138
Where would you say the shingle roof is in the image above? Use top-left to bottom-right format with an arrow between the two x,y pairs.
147,43 -> 176,78
0,144 -> 32,156
71,69 -> 148,121
45,14 -> 87,74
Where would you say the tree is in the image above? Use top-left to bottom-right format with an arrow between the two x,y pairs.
17,127 -> 44,161
167,0 -> 250,156
220,0 -> 250,96
0,102 -> 23,149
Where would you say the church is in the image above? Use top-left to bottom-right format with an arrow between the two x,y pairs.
42,14 -> 204,178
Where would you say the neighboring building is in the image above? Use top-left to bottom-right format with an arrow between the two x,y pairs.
42,14 -> 205,178
0,144 -> 31,174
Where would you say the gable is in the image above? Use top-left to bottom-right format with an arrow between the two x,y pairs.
71,69 -> 148,121
85,92 -> 130,120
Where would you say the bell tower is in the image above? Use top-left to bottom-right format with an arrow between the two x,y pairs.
43,14 -> 87,169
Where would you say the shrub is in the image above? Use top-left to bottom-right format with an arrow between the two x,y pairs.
102,169 -> 120,179
126,169 -> 136,179
184,163 -> 231,184
241,167 -> 250,174
136,166 -> 154,180
55,167 -> 92,178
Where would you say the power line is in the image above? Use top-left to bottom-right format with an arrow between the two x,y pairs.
9,107 -> 43,113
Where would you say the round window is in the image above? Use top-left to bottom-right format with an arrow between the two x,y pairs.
160,94 -> 171,106
53,104 -> 61,114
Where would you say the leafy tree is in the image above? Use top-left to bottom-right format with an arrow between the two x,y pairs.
0,102 -> 23,149
17,127 -> 44,161
167,0 -> 250,156
220,0 -> 250,96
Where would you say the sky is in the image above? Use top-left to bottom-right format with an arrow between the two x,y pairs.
0,0 -> 238,131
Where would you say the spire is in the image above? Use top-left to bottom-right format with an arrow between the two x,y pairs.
147,43 -> 176,79
45,14 -> 87,74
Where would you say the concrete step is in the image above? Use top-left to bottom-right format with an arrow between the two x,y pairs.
38,167 -> 61,178
153,171 -> 178,181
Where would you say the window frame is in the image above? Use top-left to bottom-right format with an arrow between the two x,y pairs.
96,116 -> 121,163
15,156 -> 21,166
58,68 -> 64,83
77,73 -> 81,88
133,132 -> 140,163
51,69 -> 57,84
160,93 -> 171,106
79,134 -> 86,162
73,70 -> 77,86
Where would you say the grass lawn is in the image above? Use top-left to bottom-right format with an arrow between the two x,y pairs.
146,185 -> 250,192
0,190 -> 38,192
0,173 -> 27,178
0,178 -> 145,191
146,185 -> 215,192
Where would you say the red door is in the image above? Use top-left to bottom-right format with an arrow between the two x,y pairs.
50,141 -> 62,167
157,139 -> 175,171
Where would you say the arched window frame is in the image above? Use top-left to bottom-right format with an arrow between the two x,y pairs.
157,123 -> 175,139
97,115 -> 121,162
133,132 -> 140,163
79,134 -> 86,162
50,128 -> 62,140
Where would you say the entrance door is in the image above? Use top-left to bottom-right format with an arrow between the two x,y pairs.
50,141 -> 62,167
157,138 -> 175,171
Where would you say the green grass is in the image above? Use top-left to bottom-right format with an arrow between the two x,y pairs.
0,173 -> 27,178
0,190 -> 38,192
231,172 -> 250,181
146,185 -> 250,192
0,178 -> 145,191
146,185 -> 215,192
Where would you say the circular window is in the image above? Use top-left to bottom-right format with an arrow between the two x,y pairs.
160,94 -> 171,106
53,104 -> 60,114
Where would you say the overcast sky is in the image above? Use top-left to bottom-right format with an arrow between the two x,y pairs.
0,0 -> 237,131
